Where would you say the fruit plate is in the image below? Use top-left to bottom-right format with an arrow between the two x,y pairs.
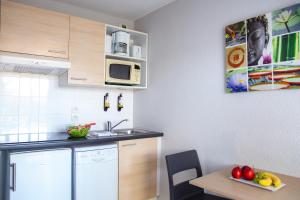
229,177 -> 286,192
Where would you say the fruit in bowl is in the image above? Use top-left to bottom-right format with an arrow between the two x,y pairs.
231,165 -> 282,188
67,123 -> 96,138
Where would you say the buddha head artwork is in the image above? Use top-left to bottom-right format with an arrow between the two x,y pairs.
247,15 -> 272,66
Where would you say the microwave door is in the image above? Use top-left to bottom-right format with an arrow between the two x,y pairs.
109,64 -> 131,84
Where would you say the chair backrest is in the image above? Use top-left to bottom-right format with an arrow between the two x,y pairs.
166,150 -> 204,200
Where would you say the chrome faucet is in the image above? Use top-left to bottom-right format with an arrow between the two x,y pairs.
106,119 -> 128,132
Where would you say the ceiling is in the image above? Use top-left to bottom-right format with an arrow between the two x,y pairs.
52,0 -> 175,21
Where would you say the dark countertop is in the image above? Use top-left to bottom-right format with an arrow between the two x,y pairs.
0,130 -> 163,151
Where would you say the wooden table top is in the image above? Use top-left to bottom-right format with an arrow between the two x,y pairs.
189,167 -> 300,200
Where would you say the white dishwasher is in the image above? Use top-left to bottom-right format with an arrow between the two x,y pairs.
75,144 -> 118,200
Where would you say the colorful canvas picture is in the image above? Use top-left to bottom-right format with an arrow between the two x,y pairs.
272,4 -> 300,36
225,3 -> 300,93
273,65 -> 300,89
226,68 -> 248,93
248,65 -> 273,91
247,14 -> 272,66
273,32 -> 300,63
225,21 -> 246,47
226,44 -> 247,70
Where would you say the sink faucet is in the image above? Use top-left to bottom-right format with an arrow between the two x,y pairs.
107,119 -> 128,132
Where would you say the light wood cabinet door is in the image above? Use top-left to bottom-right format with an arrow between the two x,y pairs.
119,138 -> 158,200
67,16 -> 105,86
0,0 -> 70,58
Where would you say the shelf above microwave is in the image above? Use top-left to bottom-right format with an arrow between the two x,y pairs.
105,53 -> 146,62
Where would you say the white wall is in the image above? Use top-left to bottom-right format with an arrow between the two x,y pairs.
134,0 -> 300,199
12,0 -> 134,28
0,73 -> 133,140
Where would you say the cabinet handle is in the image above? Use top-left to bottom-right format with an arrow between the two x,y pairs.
10,163 -> 16,192
48,49 -> 66,54
70,77 -> 88,81
122,143 -> 137,147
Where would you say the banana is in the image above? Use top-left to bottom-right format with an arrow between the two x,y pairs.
261,172 -> 282,187
259,177 -> 272,187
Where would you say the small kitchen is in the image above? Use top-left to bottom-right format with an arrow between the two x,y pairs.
1,0 -> 300,200
0,0 -> 163,200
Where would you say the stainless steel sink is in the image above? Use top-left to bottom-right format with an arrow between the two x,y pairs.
112,129 -> 149,135
88,129 -> 149,138
88,131 -> 120,138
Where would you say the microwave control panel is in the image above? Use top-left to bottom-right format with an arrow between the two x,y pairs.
134,64 -> 141,83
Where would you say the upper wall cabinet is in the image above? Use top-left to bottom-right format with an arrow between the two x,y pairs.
0,0 -> 70,59
60,16 -> 105,86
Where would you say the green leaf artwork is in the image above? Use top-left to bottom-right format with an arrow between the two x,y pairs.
273,32 -> 300,63
272,4 -> 300,36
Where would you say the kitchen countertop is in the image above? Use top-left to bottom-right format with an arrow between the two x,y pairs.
0,130 -> 163,151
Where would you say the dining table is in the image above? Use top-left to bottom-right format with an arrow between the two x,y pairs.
189,167 -> 300,200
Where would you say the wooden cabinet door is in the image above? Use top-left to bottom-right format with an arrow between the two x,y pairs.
119,138 -> 158,200
68,16 -> 105,86
0,0 -> 70,58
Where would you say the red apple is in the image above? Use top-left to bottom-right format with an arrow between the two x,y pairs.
231,166 -> 242,179
242,166 -> 251,174
242,166 -> 255,180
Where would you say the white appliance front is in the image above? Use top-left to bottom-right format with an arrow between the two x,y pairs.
75,144 -> 118,200
0,53 -> 70,75
112,31 -> 130,56
9,149 -> 72,200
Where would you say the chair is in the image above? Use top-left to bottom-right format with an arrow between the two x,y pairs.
166,150 -> 230,200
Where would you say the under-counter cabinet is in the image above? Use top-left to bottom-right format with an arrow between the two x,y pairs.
8,149 -> 72,200
60,16 -> 105,86
0,0 -> 70,59
118,138 -> 158,200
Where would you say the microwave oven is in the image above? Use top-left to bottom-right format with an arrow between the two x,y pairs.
105,59 -> 141,85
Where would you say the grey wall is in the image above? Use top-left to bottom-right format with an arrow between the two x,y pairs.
12,0 -> 134,28
134,0 -> 300,199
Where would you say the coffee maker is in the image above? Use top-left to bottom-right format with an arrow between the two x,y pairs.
112,31 -> 130,56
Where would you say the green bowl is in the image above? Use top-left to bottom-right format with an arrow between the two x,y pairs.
68,128 -> 89,138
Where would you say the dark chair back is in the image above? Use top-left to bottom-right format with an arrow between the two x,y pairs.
166,150 -> 204,200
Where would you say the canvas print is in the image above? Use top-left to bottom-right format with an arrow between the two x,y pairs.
272,4 -> 300,36
272,65 -> 300,89
248,65 -> 273,91
225,21 -> 246,47
273,32 -> 300,63
247,14 -> 272,67
226,44 -> 247,70
225,3 -> 300,93
226,68 -> 248,93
